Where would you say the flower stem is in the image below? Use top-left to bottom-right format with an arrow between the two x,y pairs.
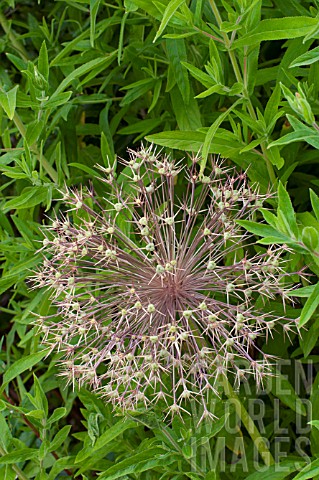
221,375 -> 275,467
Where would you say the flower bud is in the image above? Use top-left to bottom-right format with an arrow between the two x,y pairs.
147,304 -> 155,313
207,261 -> 216,270
141,226 -> 150,236
114,203 -> 123,212
164,217 -> 174,225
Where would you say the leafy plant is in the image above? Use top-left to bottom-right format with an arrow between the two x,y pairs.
1,0 -> 319,478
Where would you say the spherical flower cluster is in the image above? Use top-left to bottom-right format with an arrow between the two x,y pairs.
35,146 -> 297,418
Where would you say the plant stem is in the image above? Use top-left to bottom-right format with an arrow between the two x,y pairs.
221,375 -> 275,467
0,445 -> 29,480
0,10 -> 29,62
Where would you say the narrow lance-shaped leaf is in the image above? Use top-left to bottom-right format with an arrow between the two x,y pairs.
310,189 -> 319,222
269,369 -> 307,416
38,40 -> 49,81
277,182 -> 299,238
234,17 -> 318,46
90,0 -> 101,47
0,85 -> 19,120
153,0 -> 185,42
75,419 -> 137,463
201,99 -> 242,174
246,461 -> 305,480
236,219 -> 289,242
98,448 -> 169,480
293,457 -> 319,480
299,281 -> 319,327
49,425 -> 72,452
1,349 -> 49,392
51,54 -> 116,98
0,448 -> 40,464
290,46 -> 319,67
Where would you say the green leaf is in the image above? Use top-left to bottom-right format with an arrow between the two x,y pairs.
300,321 -> 319,358
44,91 -> 72,110
0,274 -> 22,297
69,163 -> 102,178
170,85 -> 202,130
299,281 -> 319,327
124,0 -> 138,11
120,78 -> 156,106
260,208 -> 279,229
0,448 -> 39,464
234,17 -> 318,46
146,130 -> 269,186
1,349 -> 49,391
49,425 -> 72,452
236,220 -> 289,241
75,419 -> 137,463
48,407 -> 67,425
0,412 -> 12,449
310,189 -> 319,222
118,118 -> 163,135
0,85 -> 19,120
4,186 -> 49,211
25,119 -> 45,146
196,82 -> 243,99
98,448 -> 168,480
6,53 -> 27,71
147,130 -> 205,151
201,99 -> 242,173
166,38 -> 189,103
33,374 -> 48,416
51,54 -> 116,98
90,0 -> 101,47
293,457 -> 319,479
38,40 -> 49,81
268,130 -> 318,149
164,31 -> 197,39
246,460 -> 303,479
269,370 -> 307,416
195,84 -> 222,99
310,420 -> 319,429
25,409 -> 45,420
286,284 -> 316,297
277,182 -> 298,238
290,45 -> 319,67
267,145 -> 284,169
181,61 -> 213,88
148,79 -> 162,113
302,226 -> 319,251
47,457 -> 76,480
93,419 -> 137,450
153,0 -> 185,42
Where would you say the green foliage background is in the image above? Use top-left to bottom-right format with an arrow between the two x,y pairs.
2,0 -> 319,478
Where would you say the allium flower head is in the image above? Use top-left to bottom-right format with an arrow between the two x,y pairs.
35,146 -> 296,417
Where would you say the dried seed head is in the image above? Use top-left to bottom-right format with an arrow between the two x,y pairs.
34,146 -> 297,419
